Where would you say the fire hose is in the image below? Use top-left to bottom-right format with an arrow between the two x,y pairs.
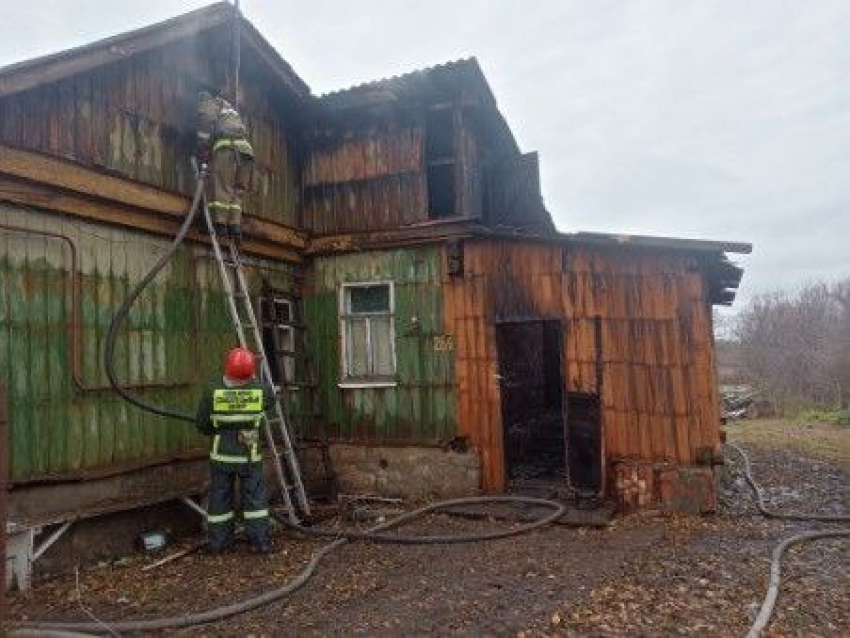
725,443 -> 849,637
9,496 -> 566,634
7,166 -> 569,634
15,162 -> 846,634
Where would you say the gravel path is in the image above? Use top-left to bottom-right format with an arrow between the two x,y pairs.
7,443 -> 847,636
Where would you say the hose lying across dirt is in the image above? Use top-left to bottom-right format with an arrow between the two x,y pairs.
9,496 -> 566,634
725,443 -> 849,638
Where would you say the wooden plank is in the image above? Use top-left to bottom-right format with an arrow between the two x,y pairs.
0,144 -> 307,248
0,175 -> 302,264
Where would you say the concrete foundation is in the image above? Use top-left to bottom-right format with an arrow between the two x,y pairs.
326,444 -> 481,500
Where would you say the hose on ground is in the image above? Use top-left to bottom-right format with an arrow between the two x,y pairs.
8,495 -> 566,634
283,495 -> 566,544
726,443 -> 849,637
745,528 -> 849,638
102,165 -> 208,425
725,443 -> 849,523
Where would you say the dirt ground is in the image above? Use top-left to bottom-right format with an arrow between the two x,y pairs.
7,419 -> 848,636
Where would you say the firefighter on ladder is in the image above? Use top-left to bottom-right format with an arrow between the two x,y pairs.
196,91 -> 254,243
196,347 -> 273,554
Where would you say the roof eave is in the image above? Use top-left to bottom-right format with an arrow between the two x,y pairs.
563,231 -> 752,255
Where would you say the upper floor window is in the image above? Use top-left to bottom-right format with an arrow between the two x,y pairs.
426,108 -> 456,219
339,282 -> 396,386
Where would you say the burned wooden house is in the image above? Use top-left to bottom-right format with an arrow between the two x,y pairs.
0,2 -> 748,579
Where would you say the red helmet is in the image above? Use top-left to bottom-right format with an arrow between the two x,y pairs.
224,347 -> 255,382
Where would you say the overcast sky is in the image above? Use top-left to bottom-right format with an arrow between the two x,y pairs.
2,0 -> 849,308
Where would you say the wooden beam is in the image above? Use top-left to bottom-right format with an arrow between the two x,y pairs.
0,143 -> 306,250
8,456 -> 209,527
0,144 -> 187,214
308,218 -> 481,255
0,175 -> 302,264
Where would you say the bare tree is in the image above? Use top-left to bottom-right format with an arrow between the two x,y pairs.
734,279 -> 850,412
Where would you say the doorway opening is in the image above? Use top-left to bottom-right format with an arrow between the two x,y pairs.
565,392 -> 602,496
496,320 -> 565,484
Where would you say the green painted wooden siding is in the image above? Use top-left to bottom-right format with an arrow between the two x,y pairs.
0,205 -> 295,482
304,247 -> 457,443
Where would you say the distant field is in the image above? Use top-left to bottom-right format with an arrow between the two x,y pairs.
725,418 -> 849,471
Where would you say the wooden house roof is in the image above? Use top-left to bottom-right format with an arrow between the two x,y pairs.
0,2 -> 310,99
319,57 -> 520,156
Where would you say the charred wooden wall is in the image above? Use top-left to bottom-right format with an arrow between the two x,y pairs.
301,118 -> 428,234
0,30 -> 301,226
442,239 -> 721,492
300,102 -> 551,235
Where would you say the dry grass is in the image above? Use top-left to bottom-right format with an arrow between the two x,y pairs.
725,418 -> 849,471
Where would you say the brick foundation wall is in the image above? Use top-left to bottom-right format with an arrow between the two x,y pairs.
611,461 -> 717,514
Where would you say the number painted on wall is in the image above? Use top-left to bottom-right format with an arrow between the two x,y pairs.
434,335 -> 455,351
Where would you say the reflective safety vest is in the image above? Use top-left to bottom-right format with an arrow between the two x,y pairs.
209,386 -> 265,464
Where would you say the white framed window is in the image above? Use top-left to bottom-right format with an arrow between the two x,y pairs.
339,282 -> 396,387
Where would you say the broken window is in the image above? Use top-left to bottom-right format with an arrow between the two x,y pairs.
340,282 -> 396,384
426,108 -> 456,218
260,293 -> 295,390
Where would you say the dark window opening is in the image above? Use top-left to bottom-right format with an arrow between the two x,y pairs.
426,109 -> 454,160
427,163 -> 456,219
426,107 -> 456,218
496,321 -> 566,484
566,392 -> 602,495
259,293 -> 295,389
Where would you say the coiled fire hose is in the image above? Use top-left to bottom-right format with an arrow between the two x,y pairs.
725,443 -> 849,638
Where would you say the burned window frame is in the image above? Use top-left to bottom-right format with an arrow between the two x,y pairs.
258,291 -> 296,391
338,281 -> 397,387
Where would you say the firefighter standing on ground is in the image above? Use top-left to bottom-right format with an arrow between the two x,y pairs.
196,91 -> 255,242
196,347 -> 273,553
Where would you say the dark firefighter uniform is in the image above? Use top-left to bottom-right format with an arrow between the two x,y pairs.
197,91 -> 255,238
196,378 -> 273,552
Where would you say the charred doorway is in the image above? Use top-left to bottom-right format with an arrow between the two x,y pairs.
565,392 -> 602,497
496,320 -> 566,484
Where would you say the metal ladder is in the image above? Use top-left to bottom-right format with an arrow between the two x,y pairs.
201,197 -> 310,525
258,294 -> 338,501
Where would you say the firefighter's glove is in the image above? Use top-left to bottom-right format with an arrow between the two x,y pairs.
238,429 -> 260,447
